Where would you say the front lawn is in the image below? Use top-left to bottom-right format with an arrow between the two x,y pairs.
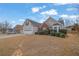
0,33 -> 79,56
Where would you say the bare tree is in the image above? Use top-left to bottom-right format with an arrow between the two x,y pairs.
0,23 -> 2,32
0,21 -> 12,33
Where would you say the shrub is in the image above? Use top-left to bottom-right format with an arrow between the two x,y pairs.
55,32 -> 60,37
59,33 -> 65,38
35,29 -> 66,38
50,31 -> 60,36
50,31 -> 66,38
43,30 -> 50,35
37,30 -> 50,35
38,31 -> 44,35
50,31 -> 55,36
35,32 -> 39,34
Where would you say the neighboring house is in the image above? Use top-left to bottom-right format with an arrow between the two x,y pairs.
6,28 -> 15,34
0,29 -> 2,34
65,26 -> 73,32
22,17 -> 64,34
14,25 -> 23,33
23,19 -> 40,34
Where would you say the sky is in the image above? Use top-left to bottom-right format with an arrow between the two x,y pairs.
0,3 -> 79,27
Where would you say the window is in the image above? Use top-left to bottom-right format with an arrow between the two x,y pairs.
54,27 -> 57,30
24,26 -> 33,31
53,27 -> 57,32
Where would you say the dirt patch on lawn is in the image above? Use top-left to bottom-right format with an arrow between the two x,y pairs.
0,33 -> 79,56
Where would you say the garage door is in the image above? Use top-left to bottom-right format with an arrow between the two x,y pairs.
23,30 -> 34,34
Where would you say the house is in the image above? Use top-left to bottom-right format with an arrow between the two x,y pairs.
6,28 -> 15,34
0,28 -> 2,34
22,19 -> 40,34
44,17 -> 64,32
22,17 -> 64,34
14,25 -> 23,33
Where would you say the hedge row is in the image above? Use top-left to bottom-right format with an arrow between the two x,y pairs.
35,29 -> 67,38
35,30 -> 50,35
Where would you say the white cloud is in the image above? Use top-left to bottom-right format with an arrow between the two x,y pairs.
66,8 -> 78,11
32,5 -> 47,13
60,14 -> 79,18
60,14 -> 68,18
40,9 -> 58,16
60,14 -> 79,26
69,15 -> 79,22
32,7 -> 40,13
69,15 -> 77,18
60,14 -> 79,23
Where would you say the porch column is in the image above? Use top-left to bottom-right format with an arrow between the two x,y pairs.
57,26 -> 59,32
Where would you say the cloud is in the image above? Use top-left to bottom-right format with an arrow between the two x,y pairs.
60,14 -> 79,21
60,14 -> 68,18
66,8 -> 78,11
69,15 -> 77,19
19,19 -> 25,22
32,7 -> 40,13
60,14 -> 79,18
69,15 -> 79,22
40,9 -> 58,16
32,5 -> 47,13
60,14 -> 79,26
60,14 -> 79,23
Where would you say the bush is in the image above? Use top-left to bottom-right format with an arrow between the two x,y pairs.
55,32 -> 61,37
35,32 -> 39,34
35,29 -> 66,38
44,30 -> 50,35
59,33 -> 65,38
38,31 -> 44,35
50,31 -> 55,36
37,30 -> 50,35
50,31 -> 66,38
59,29 -> 67,34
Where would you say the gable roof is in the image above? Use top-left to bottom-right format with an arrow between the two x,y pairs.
44,16 -> 61,26
23,19 -> 41,27
45,16 -> 57,22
